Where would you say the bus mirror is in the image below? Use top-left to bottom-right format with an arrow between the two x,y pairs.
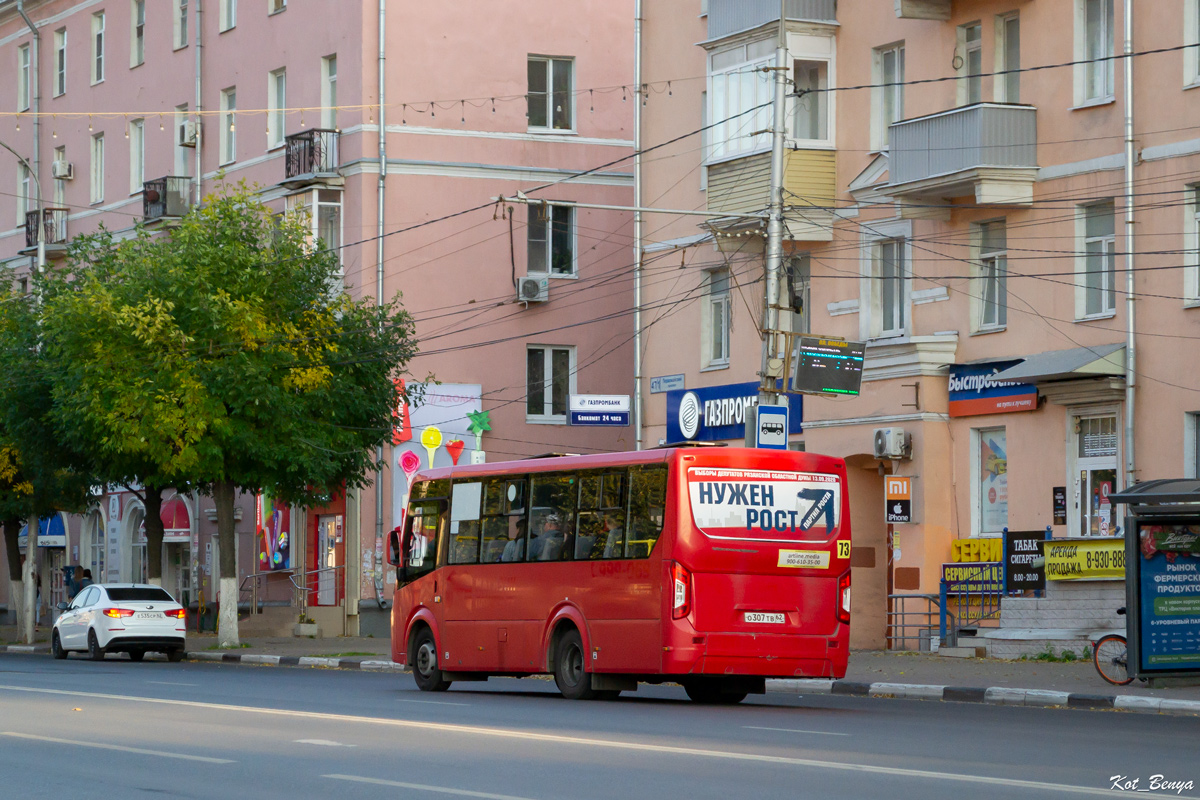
386,527 -> 402,567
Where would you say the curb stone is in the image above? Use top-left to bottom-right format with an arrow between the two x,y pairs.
767,679 -> 1200,717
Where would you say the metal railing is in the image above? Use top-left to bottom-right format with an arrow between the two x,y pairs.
285,129 -> 340,178
887,593 -> 941,651
143,176 -> 193,221
939,562 -> 1003,648
237,569 -> 295,615
24,207 -> 68,248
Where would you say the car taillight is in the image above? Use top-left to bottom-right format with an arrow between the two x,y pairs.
836,571 -> 851,624
165,609 -> 187,619
671,562 -> 691,620
102,608 -> 135,618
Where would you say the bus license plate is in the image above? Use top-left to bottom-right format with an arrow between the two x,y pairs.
744,612 -> 785,624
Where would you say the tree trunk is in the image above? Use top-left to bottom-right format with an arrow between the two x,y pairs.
214,480 -> 240,648
143,486 -> 165,587
21,520 -> 37,644
3,518 -> 23,631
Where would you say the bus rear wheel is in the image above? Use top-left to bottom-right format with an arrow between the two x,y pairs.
411,628 -> 452,692
683,679 -> 747,705
554,629 -> 598,700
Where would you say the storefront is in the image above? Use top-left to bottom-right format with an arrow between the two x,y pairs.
307,495 -> 345,607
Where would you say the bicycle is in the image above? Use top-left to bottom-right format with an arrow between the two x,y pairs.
1093,607 -> 1134,686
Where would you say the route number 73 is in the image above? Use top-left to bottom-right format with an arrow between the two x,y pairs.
837,540 -> 851,559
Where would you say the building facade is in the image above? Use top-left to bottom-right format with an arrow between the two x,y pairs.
0,0 -> 635,635
640,0 -> 1200,654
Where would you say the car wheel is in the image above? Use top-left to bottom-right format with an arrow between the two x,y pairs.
554,629 -> 597,700
127,650 -> 145,662
87,630 -> 106,661
410,628 -> 452,692
167,649 -> 185,663
51,631 -> 67,660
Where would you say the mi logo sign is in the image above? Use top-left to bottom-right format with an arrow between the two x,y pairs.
885,476 -> 912,524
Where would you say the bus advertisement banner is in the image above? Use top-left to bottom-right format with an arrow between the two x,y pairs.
1135,522 -> 1200,673
687,467 -> 840,544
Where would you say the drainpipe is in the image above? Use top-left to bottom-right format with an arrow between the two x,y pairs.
633,0 -> 643,450
194,0 -> 203,205
16,2 -> 40,224
375,0 -> 387,607
1122,0 -> 1136,488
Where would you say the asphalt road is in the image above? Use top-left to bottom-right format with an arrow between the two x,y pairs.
1,653 -> 1198,800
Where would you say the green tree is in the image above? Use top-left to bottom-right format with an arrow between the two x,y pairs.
44,184 -> 418,646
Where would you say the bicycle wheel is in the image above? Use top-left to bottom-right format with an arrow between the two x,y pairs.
1093,634 -> 1133,686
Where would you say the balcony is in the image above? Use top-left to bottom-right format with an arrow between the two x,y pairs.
20,208 -> 69,256
707,0 -> 836,40
282,129 -> 342,189
893,0 -> 952,20
887,103 -> 1038,207
143,176 -> 194,222
706,149 -> 836,242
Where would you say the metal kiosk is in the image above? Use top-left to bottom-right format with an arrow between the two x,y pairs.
1111,480 -> 1200,685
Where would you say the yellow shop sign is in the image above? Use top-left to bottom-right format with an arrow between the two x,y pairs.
1045,538 -> 1126,581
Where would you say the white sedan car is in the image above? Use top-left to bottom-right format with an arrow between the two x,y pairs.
53,583 -> 187,662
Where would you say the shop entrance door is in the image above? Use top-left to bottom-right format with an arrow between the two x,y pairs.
1073,414 -> 1119,537
316,515 -> 338,605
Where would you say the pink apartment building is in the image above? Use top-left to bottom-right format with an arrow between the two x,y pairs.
0,0 -> 634,636
640,0 -> 1200,655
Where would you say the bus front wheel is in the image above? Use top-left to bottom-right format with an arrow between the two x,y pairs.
411,628 -> 452,692
554,629 -> 598,700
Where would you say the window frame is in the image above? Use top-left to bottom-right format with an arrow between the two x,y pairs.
131,0 -> 146,68
526,203 -> 575,277
1075,201 -> 1117,320
786,253 -> 811,337
526,344 -> 576,424
54,28 -> 67,97
174,104 -> 191,176
970,426 -> 1009,537
1075,0 -> 1115,105
17,43 -> 31,111
974,220 -> 1008,332
90,133 -> 105,204
91,12 -> 105,84
321,55 -> 338,129
52,145 -> 66,207
791,57 -> 832,146
703,268 -> 732,369
873,238 -> 909,339
871,42 -> 905,152
220,0 -> 237,32
1186,186 -> 1200,306
526,56 -> 575,133
957,22 -> 983,106
128,118 -> 145,195
706,39 -> 774,161
174,0 -> 189,50
269,0 -> 287,14
995,12 -> 1021,103
17,164 -> 31,225
220,88 -> 237,165
268,68 -> 287,149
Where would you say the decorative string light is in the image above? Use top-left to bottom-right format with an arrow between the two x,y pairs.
589,90 -> 594,113
460,100 -> 465,124
490,98 -> 495,113
158,114 -> 164,131
124,116 -> 129,138
430,102 -> 435,119
88,115 -> 93,132
52,114 -> 57,138
401,104 -> 406,125
668,81 -> 673,96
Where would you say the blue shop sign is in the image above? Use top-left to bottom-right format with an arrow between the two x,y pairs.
665,381 -> 802,443
948,360 -> 1037,417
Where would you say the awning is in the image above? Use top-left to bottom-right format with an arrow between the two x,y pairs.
991,343 -> 1124,384
17,515 -> 67,548
161,496 -> 191,543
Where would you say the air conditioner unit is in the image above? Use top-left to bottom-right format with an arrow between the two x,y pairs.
873,427 -> 911,460
51,160 -> 73,180
517,276 -> 549,304
178,119 -> 198,148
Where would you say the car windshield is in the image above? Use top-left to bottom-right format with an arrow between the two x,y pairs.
105,587 -> 175,602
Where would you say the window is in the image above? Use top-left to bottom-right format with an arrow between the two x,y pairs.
91,134 -> 105,204
403,502 -> 442,582
974,427 -> 1008,535
285,189 -> 342,267
54,29 -> 67,96
174,104 -> 190,176
996,13 -> 1020,102
1074,414 -> 1118,536
705,269 -> 731,367
959,23 -> 983,105
53,146 -> 66,207
527,57 -> 573,131
1077,0 -> 1114,103
699,90 -> 708,190
321,56 -> 338,129
786,254 -> 811,336
17,44 -> 31,111
872,43 -> 905,150
708,39 -> 774,159
1078,201 -> 1116,317
1189,412 -> 1200,479
92,13 -> 105,83
1187,0 -> 1200,85
479,477 -> 527,564
976,221 -> 1007,330
220,88 -> 237,164
574,471 -> 628,560
17,164 -> 31,224
526,345 -> 574,422
792,60 -> 829,142
220,0 -> 236,32
129,119 -> 145,194
527,204 -> 573,276
872,239 -> 907,337
268,69 -> 286,148
131,0 -> 145,67
174,0 -> 189,49
270,0 -> 286,13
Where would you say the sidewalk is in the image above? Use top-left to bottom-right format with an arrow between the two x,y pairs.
4,625 -> 1198,716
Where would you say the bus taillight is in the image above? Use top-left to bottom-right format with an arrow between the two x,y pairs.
671,562 -> 692,620
837,571 -> 851,624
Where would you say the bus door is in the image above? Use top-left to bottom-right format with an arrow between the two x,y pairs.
398,500 -> 445,646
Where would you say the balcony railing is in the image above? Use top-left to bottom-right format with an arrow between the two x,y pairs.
24,208 -> 68,249
888,103 -> 1037,204
143,176 -> 194,221
284,129 -> 340,180
707,0 -> 836,40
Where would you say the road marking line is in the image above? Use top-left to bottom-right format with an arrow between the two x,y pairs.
0,685 -> 1153,797
148,681 -> 198,687
397,698 -> 472,707
324,774 -> 535,800
296,739 -> 356,747
743,726 -> 851,736
0,732 -> 235,763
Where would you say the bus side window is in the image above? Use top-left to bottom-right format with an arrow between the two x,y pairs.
449,480 -> 483,565
404,501 -> 443,582
627,465 -> 667,559
577,471 -> 628,560
529,473 -> 576,562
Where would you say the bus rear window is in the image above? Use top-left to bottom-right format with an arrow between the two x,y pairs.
687,466 -> 840,542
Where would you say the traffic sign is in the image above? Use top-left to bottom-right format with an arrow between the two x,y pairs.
755,405 -> 789,450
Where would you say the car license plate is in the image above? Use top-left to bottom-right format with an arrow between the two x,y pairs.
135,612 -> 159,619
744,612 -> 785,624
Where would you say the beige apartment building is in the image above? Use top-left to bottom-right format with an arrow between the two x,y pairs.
638,0 -> 1200,654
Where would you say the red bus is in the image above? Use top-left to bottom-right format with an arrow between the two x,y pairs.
387,446 -> 851,703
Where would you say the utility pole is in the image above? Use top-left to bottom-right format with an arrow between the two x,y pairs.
757,0 -> 789,410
